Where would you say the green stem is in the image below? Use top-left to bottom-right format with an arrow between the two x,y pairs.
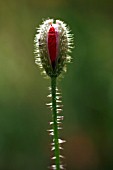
51,76 -> 60,170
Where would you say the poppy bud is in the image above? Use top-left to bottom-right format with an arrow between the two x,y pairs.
34,19 -> 73,77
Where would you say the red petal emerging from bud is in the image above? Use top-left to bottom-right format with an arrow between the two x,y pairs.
34,19 -> 73,77
48,25 -> 57,69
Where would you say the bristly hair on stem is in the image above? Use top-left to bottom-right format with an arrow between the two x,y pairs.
34,18 -> 73,169
47,77 -> 66,169
51,77 -> 60,169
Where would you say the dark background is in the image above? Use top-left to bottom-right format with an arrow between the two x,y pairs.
0,0 -> 113,169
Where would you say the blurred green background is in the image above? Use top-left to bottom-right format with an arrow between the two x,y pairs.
0,0 -> 113,169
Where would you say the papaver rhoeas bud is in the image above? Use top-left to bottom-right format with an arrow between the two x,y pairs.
34,19 -> 73,77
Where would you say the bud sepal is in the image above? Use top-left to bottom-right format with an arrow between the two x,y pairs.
34,19 -> 73,78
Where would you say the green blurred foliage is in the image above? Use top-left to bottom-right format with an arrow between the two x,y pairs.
0,0 -> 113,169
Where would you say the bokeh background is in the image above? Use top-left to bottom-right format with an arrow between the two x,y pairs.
0,0 -> 113,169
